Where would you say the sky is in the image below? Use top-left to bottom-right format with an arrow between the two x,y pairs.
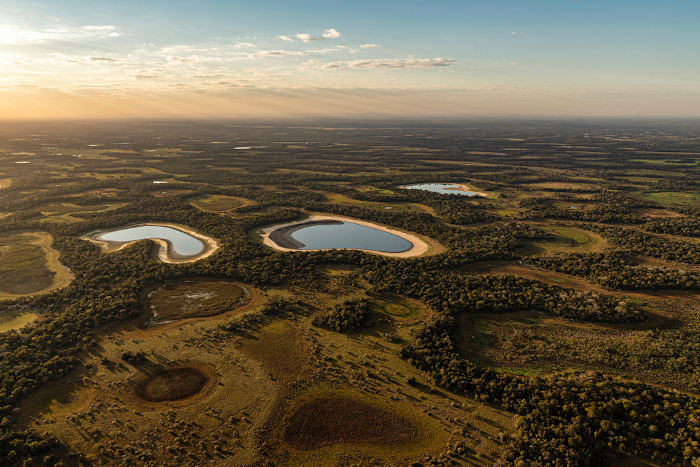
0,0 -> 699,119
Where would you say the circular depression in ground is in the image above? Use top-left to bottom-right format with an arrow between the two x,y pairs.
146,279 -> 249,324
283,397 -> 417,449
135,367 -> 208,402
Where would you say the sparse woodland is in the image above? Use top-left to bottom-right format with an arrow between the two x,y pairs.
0,121 -> 698,465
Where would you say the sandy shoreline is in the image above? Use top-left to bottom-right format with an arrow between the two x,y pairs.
259,214 -> 442,258
83,222 -> 220,264
456,184 -> 488,197
400,183 -> 487,197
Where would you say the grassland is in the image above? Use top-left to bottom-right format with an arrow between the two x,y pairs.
636,191 -> 700,207
455,291 -> 700,392
189,194 -> 254,212
146,280 -> 249,323
22,270 -> 512,465
517,225 -> 607,256
0,232 -> 73,299
324,192 -> 431,213
0,311 -> 39,332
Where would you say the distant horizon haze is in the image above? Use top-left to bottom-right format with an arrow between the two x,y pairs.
1,0 -> 698,119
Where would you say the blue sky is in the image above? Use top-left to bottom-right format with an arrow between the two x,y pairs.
1,0 -> 698,118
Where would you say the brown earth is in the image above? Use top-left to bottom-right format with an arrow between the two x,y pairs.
135,367 -> 208,402
283,397 -> 417,449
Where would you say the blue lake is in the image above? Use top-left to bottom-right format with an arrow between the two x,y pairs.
290,222 -> 413,252
97,225 -> 205,257
404,183 -> 478,196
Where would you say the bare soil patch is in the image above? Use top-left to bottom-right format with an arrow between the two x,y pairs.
135,367 -> 208,402
284,397 -> 417,449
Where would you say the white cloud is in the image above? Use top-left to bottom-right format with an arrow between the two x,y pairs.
322,28 -> 341,39
89,56 -> 118,62
359,43 -> 380,49
248,49 -> 305,58
232,42 -> 255,48
293,28 -> 341,42
0,24 -> 121,46
322,57 -> 457,70
296,33 -> 317,42
278,35 -> 294,41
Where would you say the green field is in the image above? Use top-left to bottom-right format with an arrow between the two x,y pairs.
518,225 -> 607,256
637,191 -> 700,207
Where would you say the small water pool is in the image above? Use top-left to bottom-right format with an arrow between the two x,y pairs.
403,183 -> 478,196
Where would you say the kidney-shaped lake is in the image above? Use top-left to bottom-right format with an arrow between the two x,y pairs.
293,221 -> 412,252
97,225 -> 205,257
268,219 -> 413,253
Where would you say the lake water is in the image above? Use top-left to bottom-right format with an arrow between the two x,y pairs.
97,225 -> 205,257
404,183 -> 478,196
290,222 -> 413,252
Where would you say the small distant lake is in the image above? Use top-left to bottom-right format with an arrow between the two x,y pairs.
404,183 -> 478,196
97,225 -> 205,257
288,221 -> 412,253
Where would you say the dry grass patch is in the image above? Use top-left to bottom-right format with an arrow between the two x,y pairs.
0,311 -> 39,332
147,279 -> 249,324
284,396 -> 417,449
135,367 -> 209,402
0,232 -> 73,299
517,225 -> 607,256
189,194 -> 254,212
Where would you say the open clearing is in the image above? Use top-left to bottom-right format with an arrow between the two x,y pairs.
636,191 -> 700,207
0,232 -> 73,299
456,295 -> 700,392
284,396 -> 417,449
517,225 -> 607,256
324,192 -> 431,213
0,311 -> 39,332
189,194 -> 254,212
135,366 -> 210,402
22,272 -> 513,465
146,279 -> 249,324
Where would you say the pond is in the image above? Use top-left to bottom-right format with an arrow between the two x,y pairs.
403,183 -> 479,196
271,220 -> 413,253
96,225 -> 205,257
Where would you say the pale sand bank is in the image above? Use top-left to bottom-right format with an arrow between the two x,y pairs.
259,214 -> 443,258
83,223 -> 219,264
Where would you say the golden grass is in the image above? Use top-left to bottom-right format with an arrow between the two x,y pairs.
0,232 -> 73,300
0,311 -> 39,332
189,194 -> 254,212
517,225 -> 607,256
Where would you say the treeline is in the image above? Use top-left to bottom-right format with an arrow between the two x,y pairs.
521,192 -> 652,224
402,315 -> 700,466
364,266 -> 643,323
594,226 -> 700,264
313,298 -> 374,332
524,252 -> 700,290
643,217 -> 700,238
